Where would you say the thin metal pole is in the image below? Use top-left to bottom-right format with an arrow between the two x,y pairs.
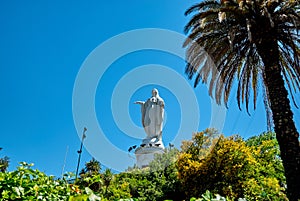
75,127 -> 87,181
61,145 -> 69,178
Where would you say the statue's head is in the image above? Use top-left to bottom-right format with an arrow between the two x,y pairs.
152,88 -> 158,97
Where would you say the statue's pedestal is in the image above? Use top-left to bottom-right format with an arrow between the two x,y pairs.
135,146 -> 164,168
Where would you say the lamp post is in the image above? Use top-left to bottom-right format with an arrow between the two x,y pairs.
75,127 -> 87,181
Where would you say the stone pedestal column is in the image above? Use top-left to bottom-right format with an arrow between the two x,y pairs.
135,145 -> 164,168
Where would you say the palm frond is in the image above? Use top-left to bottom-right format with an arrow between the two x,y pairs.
184,0 -> 300,111
185,1 -> 220,16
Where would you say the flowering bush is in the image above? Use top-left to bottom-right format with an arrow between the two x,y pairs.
177,130 -> 287,200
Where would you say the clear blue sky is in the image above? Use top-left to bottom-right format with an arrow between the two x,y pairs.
0,1 -> 299,176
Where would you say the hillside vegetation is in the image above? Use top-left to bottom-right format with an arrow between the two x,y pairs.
0,129 -> 287,200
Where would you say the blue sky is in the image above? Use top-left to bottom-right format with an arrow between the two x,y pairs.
0,1 -> 299,176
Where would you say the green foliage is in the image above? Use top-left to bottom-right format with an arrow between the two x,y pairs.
0,148 -> 9,173
244,132 -> 287,200
0,131 -> 288,200
77,158 -> 102,192
107,169 -> 164,201
0,156 -> 9,173
0,162 -> 100,201
68,187 -> 101,201
184,0 -> 300,198
149,148 -> 184,201
177,129 -> 287,200
102,168 -> 113,197
102,178 -> 131,201
246,132 -> 285,182
102,169 -> 113,188
190,190 -> 226,201
181,128 -> 220,161
79,158 -> 101,177
246,132 -> 275,147
99,148 -> 184,201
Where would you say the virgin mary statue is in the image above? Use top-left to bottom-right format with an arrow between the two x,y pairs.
134,88 -> 164,143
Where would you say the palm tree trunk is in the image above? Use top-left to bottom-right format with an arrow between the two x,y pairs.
258,42 -> 300,200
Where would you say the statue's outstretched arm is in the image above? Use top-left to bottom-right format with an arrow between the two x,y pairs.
134,101 -> 145,105
134,101 -> 146,127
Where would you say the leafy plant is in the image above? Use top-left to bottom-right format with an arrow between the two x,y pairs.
0,148 -> 9,173
0,162 -> 100,201
177,129 -> 287,200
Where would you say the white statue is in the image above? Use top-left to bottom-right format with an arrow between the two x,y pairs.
135,88 -> 164,144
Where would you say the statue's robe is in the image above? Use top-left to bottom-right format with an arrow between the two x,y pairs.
141,96 -> 164,140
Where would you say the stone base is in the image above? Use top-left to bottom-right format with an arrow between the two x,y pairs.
135,146 -> 164,168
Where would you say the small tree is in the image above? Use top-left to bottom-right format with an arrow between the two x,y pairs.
149,147 -> 184,201
102,169 -> 113,196
0,148 -> 9,172
78,158 -> 102,192
80,158 -> 101,176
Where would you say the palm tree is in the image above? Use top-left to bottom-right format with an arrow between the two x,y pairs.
183,0 -> 300,200
82,158 -> 101,176
78,158 -> 102,192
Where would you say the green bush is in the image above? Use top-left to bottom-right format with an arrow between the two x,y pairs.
177,130 -> 287,200
0,162 -> 100,201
